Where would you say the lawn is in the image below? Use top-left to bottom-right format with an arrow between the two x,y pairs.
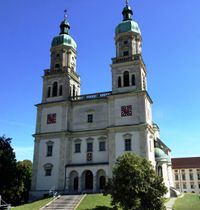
76,194 -> 116,210
12,197 -> 53,210
173,193 -> 200,210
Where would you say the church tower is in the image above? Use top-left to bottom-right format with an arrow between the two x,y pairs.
111,2 -> 147,94
42,12 -> 80,103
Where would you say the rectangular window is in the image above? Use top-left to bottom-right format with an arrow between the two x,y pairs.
88,114 -> 93,123
190,173 -> 194,180
45,168 -> 52,176
47,145 -> 53,157
183,183 -> 186,189
125,139 -> 131,151
198,184 -> 200,189
124,40 -> 128,45
47,113 -> 56,124
87,142 -> 93,152
132,74 -> 135,86
123,51 -> 129,56
191,184 -> 194,189
182,174 -> 186,181
175,174 -> 179,181
197,174 -> 200,180
176,183 -> 179,189
75,143 -> 81,153
99,141 -> 106,151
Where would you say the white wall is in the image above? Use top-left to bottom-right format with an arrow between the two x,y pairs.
71,101 -> 108,131
36,138 -> 60,190
115,131 -> 141,158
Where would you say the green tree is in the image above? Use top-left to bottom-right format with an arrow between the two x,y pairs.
105,153 -> 167,210
0,136 -> 32,205
0,135 -> 17,204
16,160 -> 32,203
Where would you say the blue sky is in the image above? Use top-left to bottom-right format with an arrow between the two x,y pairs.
0,0 -> 200,160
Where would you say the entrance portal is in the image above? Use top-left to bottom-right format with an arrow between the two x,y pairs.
74,177 -> 78,191
99,176 -> 106,190
85,170 -> 93,190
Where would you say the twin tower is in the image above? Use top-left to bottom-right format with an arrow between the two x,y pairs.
42,3 -> 146,103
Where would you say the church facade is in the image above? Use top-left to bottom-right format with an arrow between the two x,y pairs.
31,3 -> 173,198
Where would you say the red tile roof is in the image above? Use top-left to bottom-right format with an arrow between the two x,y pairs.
172,157 -> 200,169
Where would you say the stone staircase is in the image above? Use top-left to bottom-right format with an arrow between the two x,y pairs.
40,195 -> 85,210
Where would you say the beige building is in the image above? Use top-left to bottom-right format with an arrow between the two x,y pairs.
30,2 -> 173,199
172,157 -> 200,194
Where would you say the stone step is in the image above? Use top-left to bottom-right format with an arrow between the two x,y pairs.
40,195 -> 84,210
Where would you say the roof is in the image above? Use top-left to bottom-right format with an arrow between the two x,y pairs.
51,34 -> 77,49
155,147 -> 171,163
115,20 -> 141,35
172,157 -> 200,169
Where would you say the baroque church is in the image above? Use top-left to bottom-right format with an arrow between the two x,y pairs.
31,2 -> 173,198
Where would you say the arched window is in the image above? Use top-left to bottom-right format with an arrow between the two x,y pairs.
158,166 -> 163,177
47,87 -> 51,98
123,71 -> 129,87
52,82 -> 58,97
55,63 -> 60,68
70,86 -> 72,96
59,85 -> 63,96
73,85 -> 75,97
118,77 -> 122,88
132,74 -> 136,86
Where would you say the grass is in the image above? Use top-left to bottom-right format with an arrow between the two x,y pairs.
173,193 -> 200,210
12,197 -> 53,210
76,194 -> 116,210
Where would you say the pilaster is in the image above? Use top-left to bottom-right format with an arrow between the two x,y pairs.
31,138 -> 40,190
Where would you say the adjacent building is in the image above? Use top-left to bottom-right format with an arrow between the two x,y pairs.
30,2 -> 173,198
172,157 -> 200,194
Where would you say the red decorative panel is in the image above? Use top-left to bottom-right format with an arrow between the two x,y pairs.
121,105 -> 132,117
47,113 -> 56,124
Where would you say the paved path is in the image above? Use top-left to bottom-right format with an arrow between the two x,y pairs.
40,195 -> 84,210
165,197 -> 177,210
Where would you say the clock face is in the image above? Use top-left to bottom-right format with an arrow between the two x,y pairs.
121,105 -> 132,117
47,113 -> 56,124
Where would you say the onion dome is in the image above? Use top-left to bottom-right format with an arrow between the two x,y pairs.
115,3 -> 141,35
51,12 -> 77,49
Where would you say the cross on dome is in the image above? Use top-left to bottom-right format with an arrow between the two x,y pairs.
64,9 -> 67,20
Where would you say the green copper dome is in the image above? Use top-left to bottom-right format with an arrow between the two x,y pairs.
51,34 -> 77,49
115,20 -> 141,35
116,3 -> 141,35
155,147 -> 170,163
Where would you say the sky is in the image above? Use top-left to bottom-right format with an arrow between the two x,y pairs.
0,0 -> 200,161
